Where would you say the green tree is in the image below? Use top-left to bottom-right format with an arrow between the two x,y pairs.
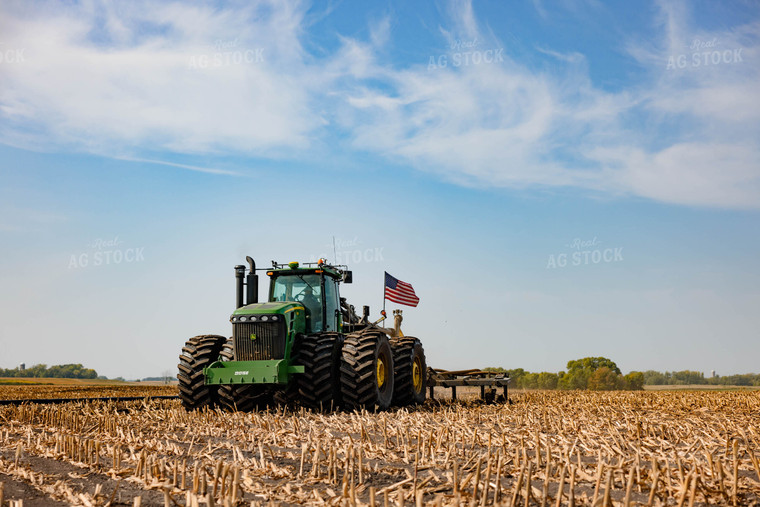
563,357 -> 621,390
556,371 -> 569,389
521,373 -> 539,389
712,373 -> 760,386
587,367 -> 621,390
506,368 -> 526,386
624,371 -> 645,390
27,364 -> 47,377
566,357 -> 621,375
642,370 -> 667,385
558,369 -> 587,389
670,370 -> 706,385
0,363 -> 99,379
537,372 -> 559,390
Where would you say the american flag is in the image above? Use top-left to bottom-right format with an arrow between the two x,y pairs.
384,272 -> 420,307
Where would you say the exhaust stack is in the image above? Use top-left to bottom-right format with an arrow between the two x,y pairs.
234,265 -> 246,309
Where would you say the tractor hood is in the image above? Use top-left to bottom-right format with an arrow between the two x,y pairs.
231,301 -> 303,317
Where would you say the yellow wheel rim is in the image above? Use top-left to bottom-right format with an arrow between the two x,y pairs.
377,357 -> 386,388
412,356 -> 422,393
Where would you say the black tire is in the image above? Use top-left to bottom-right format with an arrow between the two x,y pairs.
272,388 -> 297,406
219,383 -> 273,412
340,330 -> 394,410
293,333 -> 344,410
177,334 -> 226,411
391,337 -> 427,406
218,338 -> 273,412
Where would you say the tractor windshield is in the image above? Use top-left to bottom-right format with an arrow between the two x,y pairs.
270,273 -> 322,303
271,273 -> 323,331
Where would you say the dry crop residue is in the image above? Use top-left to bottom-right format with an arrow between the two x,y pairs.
0,384 -> 177,401
0,391 -> 758,505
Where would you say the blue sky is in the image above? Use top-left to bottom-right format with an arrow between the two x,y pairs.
1,0 -> 758,379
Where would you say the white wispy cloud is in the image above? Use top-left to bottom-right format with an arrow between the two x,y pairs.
0,0 -> 318,156
332,0 -> 760,208
0,0 -> 758,208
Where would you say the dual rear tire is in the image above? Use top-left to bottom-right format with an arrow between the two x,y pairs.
391,337 -> 427,406
339,331 -> 427,410
340,330 -> 395,410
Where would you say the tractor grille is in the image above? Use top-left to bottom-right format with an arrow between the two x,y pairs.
233,321 -> 286,360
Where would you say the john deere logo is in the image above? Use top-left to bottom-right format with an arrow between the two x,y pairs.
250,333 -> 257,341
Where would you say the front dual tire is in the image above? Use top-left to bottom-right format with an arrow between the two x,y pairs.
215,333 -> 346,412
177,334 -> 226,411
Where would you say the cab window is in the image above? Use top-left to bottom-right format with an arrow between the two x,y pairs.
270,273 -> 322,332
323,277 -> 340,331
270,274 -> 322,303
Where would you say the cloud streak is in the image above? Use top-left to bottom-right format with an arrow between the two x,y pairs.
113,156 -> 243,177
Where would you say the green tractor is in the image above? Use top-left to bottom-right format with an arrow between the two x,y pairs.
177,257 -> 427,411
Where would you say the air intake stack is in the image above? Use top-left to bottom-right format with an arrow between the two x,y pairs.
245,256 -> 258,304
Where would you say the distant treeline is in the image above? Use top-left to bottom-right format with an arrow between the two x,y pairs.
141,376 -> 176,382
485,357 -> 760,390
642,370 -> 760,386
0,363 -> 98,379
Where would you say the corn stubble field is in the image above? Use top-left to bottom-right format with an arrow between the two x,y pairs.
0,386 -> 758,506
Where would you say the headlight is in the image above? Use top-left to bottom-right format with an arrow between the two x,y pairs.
270,315 -> 279,321
261,315 -> 269,321
239,316 -> 247,321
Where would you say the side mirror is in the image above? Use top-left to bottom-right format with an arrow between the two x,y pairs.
342,271 -> 353,283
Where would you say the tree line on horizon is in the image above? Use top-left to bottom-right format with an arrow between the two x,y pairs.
4,359 -> 758,388
485,357 -> 760,390
0,363 -> 98,379
0,364 -> 172,382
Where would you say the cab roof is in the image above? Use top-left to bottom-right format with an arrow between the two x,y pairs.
266,262 -> 343,279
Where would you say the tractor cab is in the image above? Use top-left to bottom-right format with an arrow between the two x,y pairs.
267,261 -> 345,333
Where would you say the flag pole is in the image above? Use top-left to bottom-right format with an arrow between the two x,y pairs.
382,272 -> 387,316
